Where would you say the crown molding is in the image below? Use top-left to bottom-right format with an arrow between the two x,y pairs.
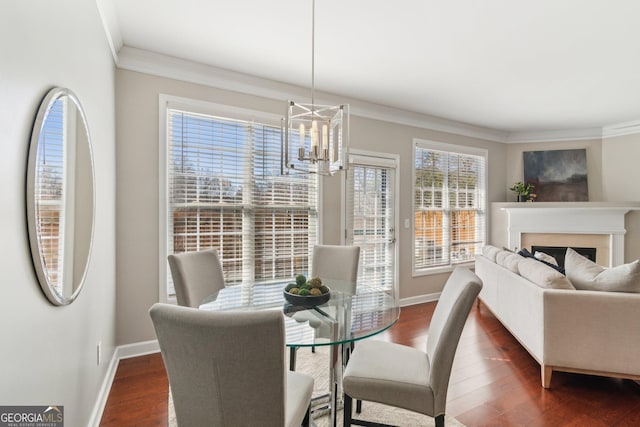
602,120 -> 640,139
95,0 -> 122,63
505,127 -> 604,143
506,120 -> 640,143
114,46 -> 640,143
116,46 -> 508,143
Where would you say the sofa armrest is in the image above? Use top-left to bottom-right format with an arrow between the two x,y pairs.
543,289 -> 640,376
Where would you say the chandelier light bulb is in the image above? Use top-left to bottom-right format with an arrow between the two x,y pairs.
299,123 -> 305,148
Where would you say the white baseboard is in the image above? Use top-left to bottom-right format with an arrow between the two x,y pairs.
87,349 -> 121,427
89,340 -> 161,427
115,339 -> 160,360
399,292 -> 440,307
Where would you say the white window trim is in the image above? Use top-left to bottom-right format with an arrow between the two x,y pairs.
411,138 -> 488,277
158,94 -> 322,303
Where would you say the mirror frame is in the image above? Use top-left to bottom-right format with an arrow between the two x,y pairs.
26,87 -> 95,306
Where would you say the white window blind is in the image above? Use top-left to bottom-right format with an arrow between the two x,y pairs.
166,109 -> 318,296
413,141 -> 486,272
346,160 -> 395,292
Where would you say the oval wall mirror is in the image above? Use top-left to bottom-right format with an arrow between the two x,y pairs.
26,87 -> 95,306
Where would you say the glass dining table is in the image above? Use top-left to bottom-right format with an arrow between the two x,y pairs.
199,281 -> 400,427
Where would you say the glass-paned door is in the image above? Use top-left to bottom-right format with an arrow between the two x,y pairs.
345,153 -> 397,299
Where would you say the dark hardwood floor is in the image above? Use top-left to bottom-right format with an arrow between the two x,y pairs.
100,301 -> 640,426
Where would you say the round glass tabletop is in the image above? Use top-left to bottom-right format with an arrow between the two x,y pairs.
200,282 -> 400,347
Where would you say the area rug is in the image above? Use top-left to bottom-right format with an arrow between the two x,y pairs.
168,346 -> 465,427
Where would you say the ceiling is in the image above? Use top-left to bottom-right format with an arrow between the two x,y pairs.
102,0 -> 640,137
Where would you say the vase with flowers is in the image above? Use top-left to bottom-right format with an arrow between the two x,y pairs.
510,181 -> 536,202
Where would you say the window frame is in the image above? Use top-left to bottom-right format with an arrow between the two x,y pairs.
158,95 -> 322,303
412,138 -> 487,277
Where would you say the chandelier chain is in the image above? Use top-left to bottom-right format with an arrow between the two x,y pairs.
311,0 -> 315,108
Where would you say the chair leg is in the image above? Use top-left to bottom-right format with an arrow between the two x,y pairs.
435,414 -> 445,427
289,346 -> 298,371
343,393 -> 353,426
302,405 -> 311,427
356,399 -> 362,413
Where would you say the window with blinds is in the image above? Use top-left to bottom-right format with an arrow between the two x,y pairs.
413,140 -> 486,272
346,158 -> 396,293
166,108 -> 318,297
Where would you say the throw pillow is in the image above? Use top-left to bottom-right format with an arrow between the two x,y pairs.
517,248 -> 533,258
564,248 -> 640,293
534,251 -> 559,266
518,258 -> 575,290
518,248 -> 565,274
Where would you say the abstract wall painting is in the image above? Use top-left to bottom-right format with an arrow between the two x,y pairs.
523,149 -> 588,202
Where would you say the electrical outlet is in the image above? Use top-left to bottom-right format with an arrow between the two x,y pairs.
97,341 -> 102,366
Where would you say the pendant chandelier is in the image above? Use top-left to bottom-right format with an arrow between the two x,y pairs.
281,0 -> 349,176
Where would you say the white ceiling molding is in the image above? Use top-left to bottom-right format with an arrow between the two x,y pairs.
505,127 -> 604,144
117,47 -> 307,104
114,46 -> 640,144
95,0 -> 123,62
507,120 -> 640,143
602,120 -> 640,139
116,47 -> 508,143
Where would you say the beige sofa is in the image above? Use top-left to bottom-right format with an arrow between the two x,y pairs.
475,246 -> 640,388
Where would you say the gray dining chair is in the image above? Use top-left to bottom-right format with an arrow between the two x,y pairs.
312,244 -> 361,295
290,244 -> 360,370
342,267 -> 482,427
150,303 -> 314,427
167,248 -> 225,308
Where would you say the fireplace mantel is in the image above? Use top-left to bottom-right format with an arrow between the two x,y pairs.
493,202 -> 640,266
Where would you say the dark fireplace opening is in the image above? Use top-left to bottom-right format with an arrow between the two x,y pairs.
531,245 -> 596,269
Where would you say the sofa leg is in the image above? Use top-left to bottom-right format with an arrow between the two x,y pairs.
542,365 -> 553,388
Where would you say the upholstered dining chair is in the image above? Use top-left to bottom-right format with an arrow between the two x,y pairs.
167,248 -> 225,308
312,244 -> 361,295
342,267 -> 482,427
149,303 -> 314,427
290,244 -> 361,370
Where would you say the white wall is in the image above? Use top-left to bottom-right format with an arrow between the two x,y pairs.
115,68 -> 506,346
0,2 -> 116,426
602,133 -> 640,201
504,136 -> 640,263
602,133 -> 640,261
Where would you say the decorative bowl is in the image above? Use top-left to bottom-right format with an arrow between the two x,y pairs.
283,287 -> 331,308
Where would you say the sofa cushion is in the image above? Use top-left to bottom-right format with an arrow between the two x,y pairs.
500,253 -> 524,273
564,248 -> 640,293
495,250 -> 511,265
481,245 -> 502,262
518,258 -> 575,290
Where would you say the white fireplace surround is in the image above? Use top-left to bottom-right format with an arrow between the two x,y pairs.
497,202 -> 640,267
